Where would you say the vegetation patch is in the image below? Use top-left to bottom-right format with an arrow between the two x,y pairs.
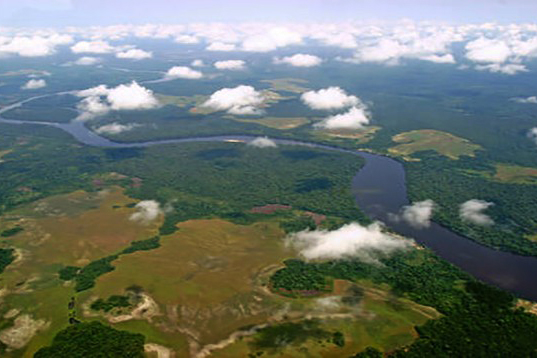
389,129 -> 481,160
260,78 -> 310,94
230,116 -> 310,129
1,226 -> 24,237
491,163 -> 537,184
34,321 -> 145,358
0,248 -> 15,274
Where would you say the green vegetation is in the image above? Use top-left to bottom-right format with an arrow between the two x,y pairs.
1,226 -> 23,237
406,156 -> 537,256
72,255 -> 118,292
121,236 -> 160,254
34,321 -> 145,358
270,249 -> 537,356
60,237 -> 162,291
352,347 -> 383,358
58,266 -> 80,281
0,248 -> 15,273
106,143 -> 368,232
251,320 -> 332,350
90,295 -> 131,313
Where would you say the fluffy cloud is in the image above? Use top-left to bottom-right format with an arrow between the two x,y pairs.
129,200 -> 162,224
94,122 -> 139,135
175,34 -> 199,44
116,48 -> 152,60
22,79 -> 46,90
419,54 -> 456,64
287,222 -> 411,263
206,42 -> 236,51
165,66 -> 203,79
459,199 -> 494,225
241,27 -> 302,52
106,82 -> 159,110
0,34 -> 73,57
301,87 -> 359,110
274,54 -> 322,67
202,85 -> 264,115
214,60 -> 246,70
247,136 -> 277,148
76,81 -> 159,120
391,200 -> 435,229
314,107 -> 370,130
71,40 -> 115,54
514,96 -> 537,104
527,127 -> 537,144
74,56 -> 101,65
465,38 -> 512,63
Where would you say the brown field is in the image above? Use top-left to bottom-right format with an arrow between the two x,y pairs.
229,116 -> 310,129
0,188 -> 161,356
260,78 -> 310,94
316,126 -> 381,144
90,219 -> 290,349
493,163 -> 537,184
389,129 -> 481,160
155,94 -> 208,108
0,191 -> 438,357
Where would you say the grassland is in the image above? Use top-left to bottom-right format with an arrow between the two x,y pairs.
228,116 -> 310,129
492,163 -> 537,184
389,129 -> 482,160
0,188 -> 161,356
260,78 -> 310,94
315,126 -> 381,144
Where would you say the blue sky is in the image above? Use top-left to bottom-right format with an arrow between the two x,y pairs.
1,0 -> 537,26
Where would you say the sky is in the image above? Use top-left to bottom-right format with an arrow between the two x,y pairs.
1,0 -> 537,27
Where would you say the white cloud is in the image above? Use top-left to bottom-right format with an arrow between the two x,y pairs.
465,37 -> 512,63
475,63 -> 528,75
76,96 -> 110,120
116,48 -> 152,60
0,34 -> 73,57
206,42 -> 236,51
202,85 -> 264,115
286,222 -> 411,263
106,81 -> 160,110
165,66 -> 203,79
175,34 -> 199,44
514,96 -> 537,104
76,81 -> 159,120
301,87 -> 359,110
129,200 -> 162,224
94,122 -> 139,135
74,56 -> 101,65
22,79 -> 46,90
248,136 -> 277,148
419,54 -> 456,64
214,60 -> 246,70
314,106 -> 370,130
528,127 -> 537,144
391,200 -> 435,229
274,54 -> 322,67
71,40 -> 115,54
191,59 -> 205,67
241,27 -> 302,52
459,199 -> 494,225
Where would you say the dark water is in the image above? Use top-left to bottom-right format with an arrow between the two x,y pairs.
2,95 -> 537,300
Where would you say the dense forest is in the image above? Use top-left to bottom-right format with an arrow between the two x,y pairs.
270,249 -> 537,356
404,154 -> 537,256
33,322 -> 145,357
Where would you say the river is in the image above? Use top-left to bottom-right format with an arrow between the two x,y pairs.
1,95 -> 537,300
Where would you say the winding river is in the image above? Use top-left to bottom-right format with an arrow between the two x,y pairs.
2,95 -> 537,301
